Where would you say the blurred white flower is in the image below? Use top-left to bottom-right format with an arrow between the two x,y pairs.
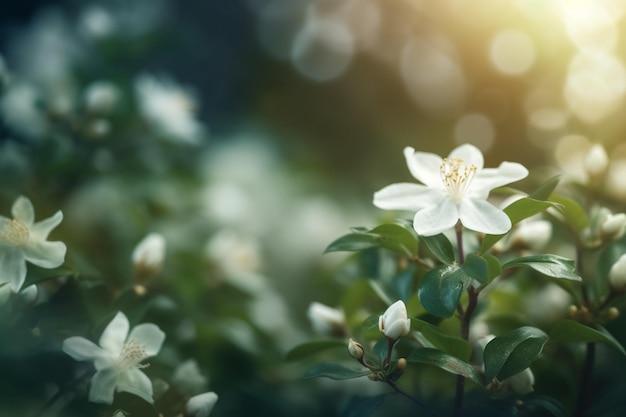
583,144 -> 609,182
609,254 -> 626,291
600,212 -> 626,241
0,196 -> 66,293
171,359 -> 208,396
0,82 -> 47,140
62,311 -> 165,404
134,74 -> 206,144
374,144 -> 528,236
186,392 -> 218,417
307,301 -> 346,336
502,367 -> 535,395
78,6 -> 116,39
378,300 -> 411,341
83,80 -> 120,114
132,233 -> 166,277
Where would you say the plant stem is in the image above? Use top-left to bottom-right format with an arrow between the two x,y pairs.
386,379 -> 438,417
575,342 -> 595,417
33,367 -> 95,417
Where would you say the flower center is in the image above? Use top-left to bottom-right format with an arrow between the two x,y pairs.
440,157 -> 477,202
115,338 -> 149,371
0,219 -> 30,246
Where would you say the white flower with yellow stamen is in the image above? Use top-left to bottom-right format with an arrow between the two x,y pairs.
0,196 -> 66,293
374,144 -> 528,236
62,312 -> 165,404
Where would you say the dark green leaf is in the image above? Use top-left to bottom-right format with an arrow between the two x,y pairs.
392,265 -> 417,302
373,338 -> 390,364
482,254 -> 502,283
481,198 -> 555,253
325,233 -> 380,253
370,224 -> 418,257
462,253 -> 489,284
285,340 -> 347,361
519,394 -> 568,417
529,175 -> 561,201
549,194 -> 588,231
550,320 -> 626,356
420,233 -> 455,264
302,362 -> 371,380
339,395 -> 386,417
407,348 -> 483,385
502,254 -> 581,281
412,318 -> 472,361
24,264 -> 75,287
484,326 -> 548,382
418,265 -> 471,318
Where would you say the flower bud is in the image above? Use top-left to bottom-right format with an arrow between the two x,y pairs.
397,357 -> 407,370
186,391 -> 218,417
583,144 -> 609,182
502,368 -> 535,395
132,233 -> 166,278
378,300 -> 411,341
608,307 -> 620,320
348,338 -> 365,361
307,302 -> 347,337
83,80 -> 120,114
172,359 -> 208,396
609,254 -> 626,291
601,213 -> 626,241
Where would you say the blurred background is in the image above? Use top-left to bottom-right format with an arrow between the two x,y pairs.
3,0 -> 626,416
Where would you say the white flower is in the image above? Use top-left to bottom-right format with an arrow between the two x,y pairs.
374,144 -> 528,236
171,359 -> 208,396
609,254 -> 626,291
502,367 -> 535,395
347,338 -> 365,360
186,391 -> 218,417
0,196 -> 66,292
134,74 -> 206,145
378,300 -> 411,341
307,302 -> 346,336
132,233 -> 166,276
62,311 -> 165,404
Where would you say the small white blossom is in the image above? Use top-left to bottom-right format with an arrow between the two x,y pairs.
134,74 -> 206,145
132,233 -> 166,277
374,144 -> 528,236
0,196 -> 66,293
62,311 -> 165,404
171,359 -> 208,396
502,367 -> 535,395
378,300 -> 411,341
186,391 -> 218,417
609,254 -> 626,291
83,80 -> 120,113
307,302 -> 346,336
583,144 -> 609,182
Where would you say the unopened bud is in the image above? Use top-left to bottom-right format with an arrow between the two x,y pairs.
397,357 -> 407,370
348,338 -> 365,361
379,300 -> 411,341
185,392 -> 218,417
132,233 -> 166,278
609,254 -> 626,291
502,368 -> 535,395
608,307 -> 620,320
601,213 -> 626,241
583,144 -> 609,182
307,302 -> 347,337
568,305 -> 578,318
133,284 -> 147,296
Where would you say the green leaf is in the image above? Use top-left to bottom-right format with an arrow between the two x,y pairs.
501,254 -> 581,281
412,318 -> 472,361
529,175 -> 561,201
407,348 -> 483,385
420,233 -> 455,264
462,253 -> 489,284
325,224 -> 418,257
482,253 -> 502,283
481,198 -> 555,253
418,265 -> 471,318
519,394 -> 568,417
550,320 -> 626,356
24,264 -> 75,287
484,326 -> 548,382
302,362 -> 371,380
549,194 -> 588,231
285,340 -> 347,361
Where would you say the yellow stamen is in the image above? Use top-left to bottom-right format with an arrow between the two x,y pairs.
440,157 -> 477,202
0,219 -> 30,246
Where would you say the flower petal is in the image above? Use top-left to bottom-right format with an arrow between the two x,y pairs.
23,241 -> 66,269
0,247 -> 27,291
29,211 -> 63,241
470,162 -> 529,198
99,312 -> 130,355
187,392 -> 219,417
449,144 -> 484,170
89,368 -> 118,404
128,323 -> 165,357
459,199 -> 512,235
62,336 -> 105,361
413,199 -> 460,236
11,196 -> 35,226
404,147 -> 443,187
373,183 -> 442,211
116,368 -> 154,403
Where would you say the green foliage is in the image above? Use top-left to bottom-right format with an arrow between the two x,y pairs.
302,362 -> 372,380
550,320 -> 626,356
484,326 -> 549,382
285,340 -> 347,361
412,318 -> 472,361
501,254 -> 582,281
418,265 -> 472,318
462,253 -> 489,284
407,347 -> 483,385
420,233 -> 456,264
549,194 -> 589,232
325,223 -> 418,257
